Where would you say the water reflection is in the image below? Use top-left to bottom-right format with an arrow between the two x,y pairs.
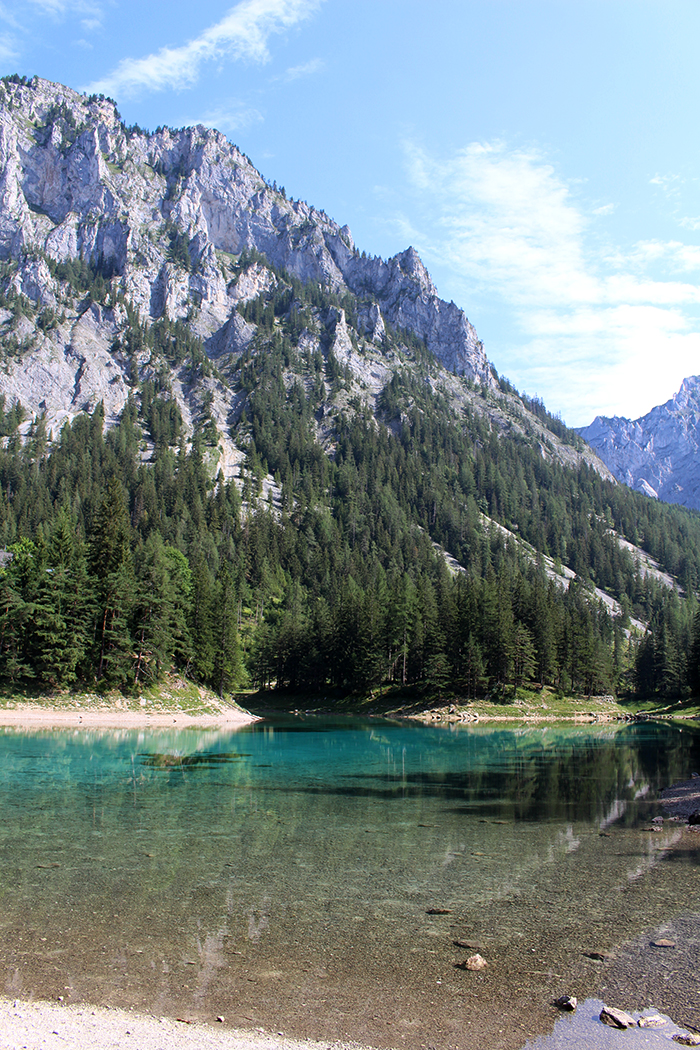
0,719 -> 698,1050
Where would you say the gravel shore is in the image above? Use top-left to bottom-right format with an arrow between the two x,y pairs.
0,707 -> 259,730
0,998 -> 369,1050
660,776 -> 700,819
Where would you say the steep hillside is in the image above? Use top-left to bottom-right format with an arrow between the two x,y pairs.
580,377 -> 700,511
1,74 -> 700,705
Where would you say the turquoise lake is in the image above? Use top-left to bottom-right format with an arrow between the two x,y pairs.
1,718 -> 699,1050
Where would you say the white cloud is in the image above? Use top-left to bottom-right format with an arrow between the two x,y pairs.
406,141 -> 599,308
0,3 -> 22,29
0,31 -> 18,62
27,0 -> 102,18
621,240 -> 700,274
26,0 -> 69,13
650,173 -> 680,189
0,0 -> 101,63
188,100 -> 263,134
404,141 -> 700,426
84,0 -> 323,98
282,56 -> 323,80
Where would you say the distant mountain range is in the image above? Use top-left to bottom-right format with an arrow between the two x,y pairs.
579,376 -> 700,511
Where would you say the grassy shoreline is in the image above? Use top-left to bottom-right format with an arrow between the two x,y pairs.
0,678 -> 698,723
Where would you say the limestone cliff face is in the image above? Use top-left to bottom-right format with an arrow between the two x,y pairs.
579,377 -> 700,510
0,75 -> 613,489
0,76 -> 489,395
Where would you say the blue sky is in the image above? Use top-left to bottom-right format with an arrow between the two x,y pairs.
3,0 -> 700,427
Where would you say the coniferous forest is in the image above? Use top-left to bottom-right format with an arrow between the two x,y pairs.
1,255 -> 700,704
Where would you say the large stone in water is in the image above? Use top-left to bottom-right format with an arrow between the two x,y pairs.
599,1006 -> 636,1029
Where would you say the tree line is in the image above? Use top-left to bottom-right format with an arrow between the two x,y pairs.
0,390 -> 697,702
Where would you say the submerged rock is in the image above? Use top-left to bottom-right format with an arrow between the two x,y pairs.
638,1014 -> 666,1028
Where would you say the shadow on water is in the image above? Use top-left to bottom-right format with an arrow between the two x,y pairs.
139,752 -> 252,769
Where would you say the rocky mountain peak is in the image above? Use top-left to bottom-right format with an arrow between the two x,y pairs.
579,376 -> 700,509
0,74 -> 616,495
0,76 -> 492,382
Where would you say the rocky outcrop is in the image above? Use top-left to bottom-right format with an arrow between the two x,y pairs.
579,377 -> 700,510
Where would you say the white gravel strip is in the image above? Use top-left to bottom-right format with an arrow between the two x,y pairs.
0,999 -> 374,1050
0,708 -> 259,729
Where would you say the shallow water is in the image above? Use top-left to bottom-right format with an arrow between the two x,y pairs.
1,718 -> 699,1050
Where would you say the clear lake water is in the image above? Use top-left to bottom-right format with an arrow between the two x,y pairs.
1,716 -> 699,1050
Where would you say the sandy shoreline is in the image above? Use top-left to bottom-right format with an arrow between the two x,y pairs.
0,998 -> 370,1050
0,706 -> 260,729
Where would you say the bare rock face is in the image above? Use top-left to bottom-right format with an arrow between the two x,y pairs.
0,76 -> 491,410
579,376 -> 700,510
0,74 -> 615,497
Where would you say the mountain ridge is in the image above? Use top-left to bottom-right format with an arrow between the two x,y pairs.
0,73 -> 611,487
0,76 -> 488,381
579,376 -> 700,510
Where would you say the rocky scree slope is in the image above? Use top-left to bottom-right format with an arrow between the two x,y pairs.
580,376 -> 700,511
0,75 -> 611,491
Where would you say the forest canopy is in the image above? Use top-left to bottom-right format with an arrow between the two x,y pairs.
1,261 -> 699,703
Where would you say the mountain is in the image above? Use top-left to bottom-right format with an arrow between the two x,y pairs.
1,73 -> 700,705
579,377 -> 700,510
0,75 -> 493,435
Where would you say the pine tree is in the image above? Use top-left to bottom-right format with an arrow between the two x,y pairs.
89,478 -> 135,684
212,564 -> 244,697
34,511 -> 92,685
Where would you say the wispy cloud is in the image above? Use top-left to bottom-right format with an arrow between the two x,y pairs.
0,0 -> 104,67
0,0 -> 103,62
0,3 -> 23,30
26,0 -> 71,13
84,0 -> 323,98
27,0 -> 102,18
282,56 -> 323,80
404,141 -> 700,426
187,99 -> 263,134
0,31 -> 18,62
